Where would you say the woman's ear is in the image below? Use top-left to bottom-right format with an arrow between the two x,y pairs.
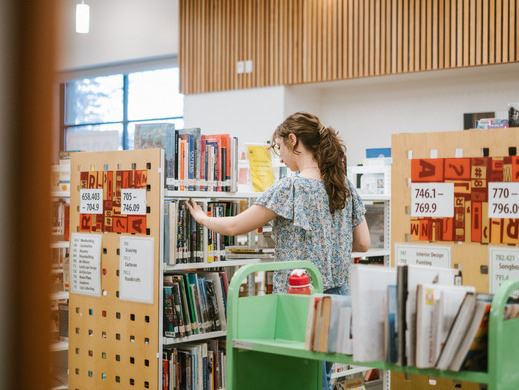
288,133 -> 297,146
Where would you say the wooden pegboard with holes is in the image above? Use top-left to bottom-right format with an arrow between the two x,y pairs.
68,149 -> 163,390
391,128 -> 519,390
392,128 -> 519,292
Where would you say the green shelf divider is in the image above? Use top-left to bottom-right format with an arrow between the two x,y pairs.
226,261 -> 519,390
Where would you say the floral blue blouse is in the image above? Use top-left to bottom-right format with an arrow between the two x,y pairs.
255,175 -> 366,292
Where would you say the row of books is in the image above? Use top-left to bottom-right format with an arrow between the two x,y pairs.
134,124 -> 239,192
163,272 -> 228,340
163,340 -> 226,390
164,200 -> 244,265
50,301 -> 68,342
305,264 -> 519,373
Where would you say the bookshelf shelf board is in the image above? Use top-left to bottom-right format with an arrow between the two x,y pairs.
232,338 -> 489,384
163,330 -> 226,345
165,190 -> 260,199
50,341 -> 69,352
359,194 -> 390,202
164,259 -> 263,271
51,241 -> 70,249
51,291 -> 69,300
51,191 -> 70,198
351,248 -> 390,258
330,366 -> 371,380
52,164 -> 71,173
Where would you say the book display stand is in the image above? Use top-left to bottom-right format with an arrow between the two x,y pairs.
391,128 -> 519,389
68,149 -> 163,390
226,261 -> 519,390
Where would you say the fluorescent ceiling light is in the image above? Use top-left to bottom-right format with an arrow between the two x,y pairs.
76,2 -> 90,34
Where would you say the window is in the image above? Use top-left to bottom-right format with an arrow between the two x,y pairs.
63,67 -> 184,151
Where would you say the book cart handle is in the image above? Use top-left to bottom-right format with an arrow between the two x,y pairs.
227,260 -> 323,301
488,279 -> 519,388
226,261 -> 323,390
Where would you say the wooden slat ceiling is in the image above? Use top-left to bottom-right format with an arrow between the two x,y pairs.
180,0 -> 519,94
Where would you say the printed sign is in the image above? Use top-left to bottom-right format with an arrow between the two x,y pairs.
489,246 -> 519,293
395,243 -> 451,268
121,188 -> 147,215
119,236 -> 154,304
79,189 -> 103,214
411,183 -> 454,217
70,233 -> 102,296
488,183 -> 519,218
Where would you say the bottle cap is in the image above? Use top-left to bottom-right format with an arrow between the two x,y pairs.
288,269 -> 310,286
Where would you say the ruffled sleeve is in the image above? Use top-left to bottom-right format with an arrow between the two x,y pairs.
255,177 -> 314,230
349,181 -> 366,227
254,177 -> 294,220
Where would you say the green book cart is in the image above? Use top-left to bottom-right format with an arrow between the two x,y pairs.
226,261 -> 519,390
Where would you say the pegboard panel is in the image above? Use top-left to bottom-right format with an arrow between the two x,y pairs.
68,149 -> 163,390
391,128 -> 519,390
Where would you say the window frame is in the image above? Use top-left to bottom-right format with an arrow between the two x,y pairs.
59,56 -> 183,151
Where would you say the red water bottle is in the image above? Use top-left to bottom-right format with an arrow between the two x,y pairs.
288,269 -> 312,295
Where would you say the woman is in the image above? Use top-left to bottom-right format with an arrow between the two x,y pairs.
186,112 -> 370,389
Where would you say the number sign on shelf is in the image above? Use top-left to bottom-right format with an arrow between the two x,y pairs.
79,189 -> 103,214
488,183 -> 519,218
121,188 -> 147,215
410,183 -> 454,217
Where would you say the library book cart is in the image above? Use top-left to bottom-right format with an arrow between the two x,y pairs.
226,261 -> 519,390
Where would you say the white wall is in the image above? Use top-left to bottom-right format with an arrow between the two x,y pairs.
57,0 -> 178,70
288,63 -> 519,165
185,63 -> 519,165
184,86 -> 287,145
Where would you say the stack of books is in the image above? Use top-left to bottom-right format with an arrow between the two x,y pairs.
304,264 -> 519,373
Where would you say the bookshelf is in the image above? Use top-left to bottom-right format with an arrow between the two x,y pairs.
68,149 -> 163,390
226,261 -> 519,390
163,330 -> 227,345
165,190 -> 259,199
50,163 -> 70,390
348,163 -> 391,269
161,188 -> 264,388
391,128 -> 519,388
163,258 -> 263,271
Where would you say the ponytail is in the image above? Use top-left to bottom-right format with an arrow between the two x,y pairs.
273,112 -> 350,214
317,126 -> 349,213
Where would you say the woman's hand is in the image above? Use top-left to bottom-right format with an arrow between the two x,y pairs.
185,199 -> 208,225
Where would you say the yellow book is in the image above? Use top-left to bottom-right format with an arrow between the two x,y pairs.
247,145 -> 275,192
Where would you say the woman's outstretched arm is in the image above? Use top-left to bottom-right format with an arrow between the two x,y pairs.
186,199 -> 277,236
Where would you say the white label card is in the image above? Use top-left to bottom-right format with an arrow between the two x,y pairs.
70,233 -> 102,296
119,236 -> 154,304
121,188 -> 147,215
395,243 -> 451,268
489,247 -> 519,293
488,182 -> 519,218
80,189 -> 103,214
410,183 -> 454,217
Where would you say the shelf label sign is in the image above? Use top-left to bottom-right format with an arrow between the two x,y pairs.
410,183 -> 454,217
489,247 -> 519,294
119,236 -> 154,304
70,233 -> 102,296
395,243 -> 451,268
79,189 -> 103,214
488,183 -> 519,218
121,188 -> 147,215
